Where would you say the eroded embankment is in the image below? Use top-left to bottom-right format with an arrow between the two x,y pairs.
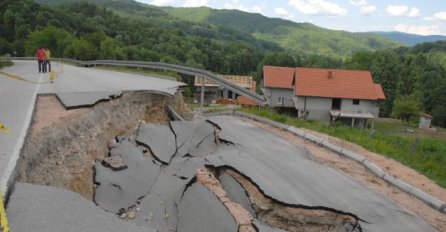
17,91 -> 187,199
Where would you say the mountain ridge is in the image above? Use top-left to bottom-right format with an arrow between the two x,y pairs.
34,0 -> 404,58
372,31 -> 446,46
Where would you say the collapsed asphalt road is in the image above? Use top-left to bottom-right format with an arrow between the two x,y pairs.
7,116 -> 437,231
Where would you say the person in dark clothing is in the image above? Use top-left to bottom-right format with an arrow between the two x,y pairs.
35,47 -> 46,73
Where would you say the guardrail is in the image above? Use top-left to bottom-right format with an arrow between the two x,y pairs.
6,57 -> 266,104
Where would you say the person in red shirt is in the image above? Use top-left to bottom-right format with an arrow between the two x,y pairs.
35,47 -> 46,73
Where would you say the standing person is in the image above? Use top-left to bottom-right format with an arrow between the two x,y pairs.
44,47 -> 51,72
35,47 -> 46,73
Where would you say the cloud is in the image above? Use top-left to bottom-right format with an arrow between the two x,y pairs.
149,0 -> 175,6
349,0 -> 376,15
224,0 -> 264,13
288,0 -> 347,16
386,5 -> 408,16
275,7 -> 294,19
183,0 -> 208,7
407,7 -> 420,17
394,23 -> 440,36
434,11 -> 446,20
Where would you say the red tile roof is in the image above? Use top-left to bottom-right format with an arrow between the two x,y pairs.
263,66 -> 294,89
374,84 -> 386,100
295,67 -> 385,100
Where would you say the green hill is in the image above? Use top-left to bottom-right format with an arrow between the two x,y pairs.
34,0 -> 403,58
163,7 -> 404,58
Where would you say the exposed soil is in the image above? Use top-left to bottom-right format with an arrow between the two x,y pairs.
18,91 -> 188,200
31,95 -> 88,136
241,117 -> 446,231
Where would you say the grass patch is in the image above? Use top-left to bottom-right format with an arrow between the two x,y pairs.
0,60 -> 13,68
242,108 -> 446,188
95,65 -> 181,80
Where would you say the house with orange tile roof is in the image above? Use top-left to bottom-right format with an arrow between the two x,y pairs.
261,66 -> 295,108
262,66 -> 386,128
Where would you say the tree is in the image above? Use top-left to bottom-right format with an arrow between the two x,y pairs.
343,50 -> 373,70
370,49 -> 401,117
392,96 -> 421,124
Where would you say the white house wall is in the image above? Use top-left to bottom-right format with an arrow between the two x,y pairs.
294,96 -> 381,122
265,88 -> 294,107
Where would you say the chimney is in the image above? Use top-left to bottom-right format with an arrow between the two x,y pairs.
328,71 -> 333,79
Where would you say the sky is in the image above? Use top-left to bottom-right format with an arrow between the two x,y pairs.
135,0 -> 446,36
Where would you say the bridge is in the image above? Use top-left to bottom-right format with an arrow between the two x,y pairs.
8,58 -> 266,106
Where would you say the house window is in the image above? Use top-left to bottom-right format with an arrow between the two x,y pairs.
277,97 -> 285,106
332,98 -> 341,110
353,99 -> 360,105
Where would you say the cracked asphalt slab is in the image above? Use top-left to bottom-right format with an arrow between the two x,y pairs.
136,123 -> 177,164
177,182 -> 238,232
219,172 -> 255,216
6,113 -> 439,231
7,183 -> 156,232
94,140 -> 161,213
207,116 -> 437,232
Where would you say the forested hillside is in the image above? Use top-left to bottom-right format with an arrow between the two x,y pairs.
0,0 -> 272,75
163,7 -> 404,58
342,41 -> 446,126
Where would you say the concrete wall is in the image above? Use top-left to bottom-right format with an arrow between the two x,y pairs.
341,99 -> 380,117
294,97 -> 381,122
264,88 -> 294,107
294,96 -> 332,122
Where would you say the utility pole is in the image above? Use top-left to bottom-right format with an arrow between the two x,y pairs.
200,76 -> 205,113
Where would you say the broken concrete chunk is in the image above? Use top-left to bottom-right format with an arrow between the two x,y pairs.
94,141 -> 160,213
103,155 -> 127,171
7,183 -> 156,232
136,123 -> 176,164
177,183 -> 238,232
219,173 -> 255,216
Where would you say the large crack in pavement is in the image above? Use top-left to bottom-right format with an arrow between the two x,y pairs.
8,111 -> 439,232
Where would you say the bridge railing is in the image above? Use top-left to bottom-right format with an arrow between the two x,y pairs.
6,57 -> 266,104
